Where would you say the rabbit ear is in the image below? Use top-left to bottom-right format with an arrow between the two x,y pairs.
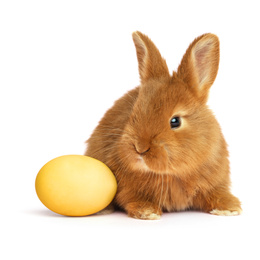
177,33 -> 220,101
132,31 -> 169,84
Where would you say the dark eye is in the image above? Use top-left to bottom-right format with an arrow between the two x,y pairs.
170,117 -> 181,129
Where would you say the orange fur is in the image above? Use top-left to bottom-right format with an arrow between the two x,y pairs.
85,31 -> 241,219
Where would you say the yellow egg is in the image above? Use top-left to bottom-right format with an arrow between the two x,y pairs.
35,155 -> 117,216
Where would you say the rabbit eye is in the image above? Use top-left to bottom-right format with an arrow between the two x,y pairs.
170,117 -> 181,129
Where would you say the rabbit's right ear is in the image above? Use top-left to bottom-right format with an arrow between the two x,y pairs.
132,31 -> 169,84
177,34 -> 220,101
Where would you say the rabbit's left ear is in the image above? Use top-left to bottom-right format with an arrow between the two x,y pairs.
177,33 -> 220,101
132,31 -> 170,84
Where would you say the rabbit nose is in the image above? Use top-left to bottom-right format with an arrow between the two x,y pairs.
134,142 -> 150,155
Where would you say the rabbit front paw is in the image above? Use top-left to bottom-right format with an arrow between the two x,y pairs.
125,202 -> 162,220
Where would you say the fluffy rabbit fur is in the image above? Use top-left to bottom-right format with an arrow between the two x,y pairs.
85,32 -> 241,219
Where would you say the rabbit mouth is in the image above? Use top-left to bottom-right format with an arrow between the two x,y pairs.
119,132 -> 170,174
128,143 -> 170,174
134,155 -> 151,172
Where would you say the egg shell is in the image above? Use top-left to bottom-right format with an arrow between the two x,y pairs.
35,155 -> 117,216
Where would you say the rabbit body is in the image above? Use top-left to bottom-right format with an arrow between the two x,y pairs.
85,32 -> 241,219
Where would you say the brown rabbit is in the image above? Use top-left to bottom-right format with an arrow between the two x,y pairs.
85,31 -> 242,219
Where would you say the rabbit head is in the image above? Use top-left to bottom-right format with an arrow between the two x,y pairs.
118,32 -> 221,176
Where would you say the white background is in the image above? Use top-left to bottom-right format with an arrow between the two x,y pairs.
1,0 -> 260,259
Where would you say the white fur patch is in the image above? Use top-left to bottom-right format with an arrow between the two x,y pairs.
140,209 -> 161,220
210,209 -> 242,216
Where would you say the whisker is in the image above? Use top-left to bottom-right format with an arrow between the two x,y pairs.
158,174 -> 164,209
162,174 -> 169,210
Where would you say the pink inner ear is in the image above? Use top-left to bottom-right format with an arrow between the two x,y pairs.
194,43 -> 211,84
195,45 -> 209,66
134,37 -> 147,72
